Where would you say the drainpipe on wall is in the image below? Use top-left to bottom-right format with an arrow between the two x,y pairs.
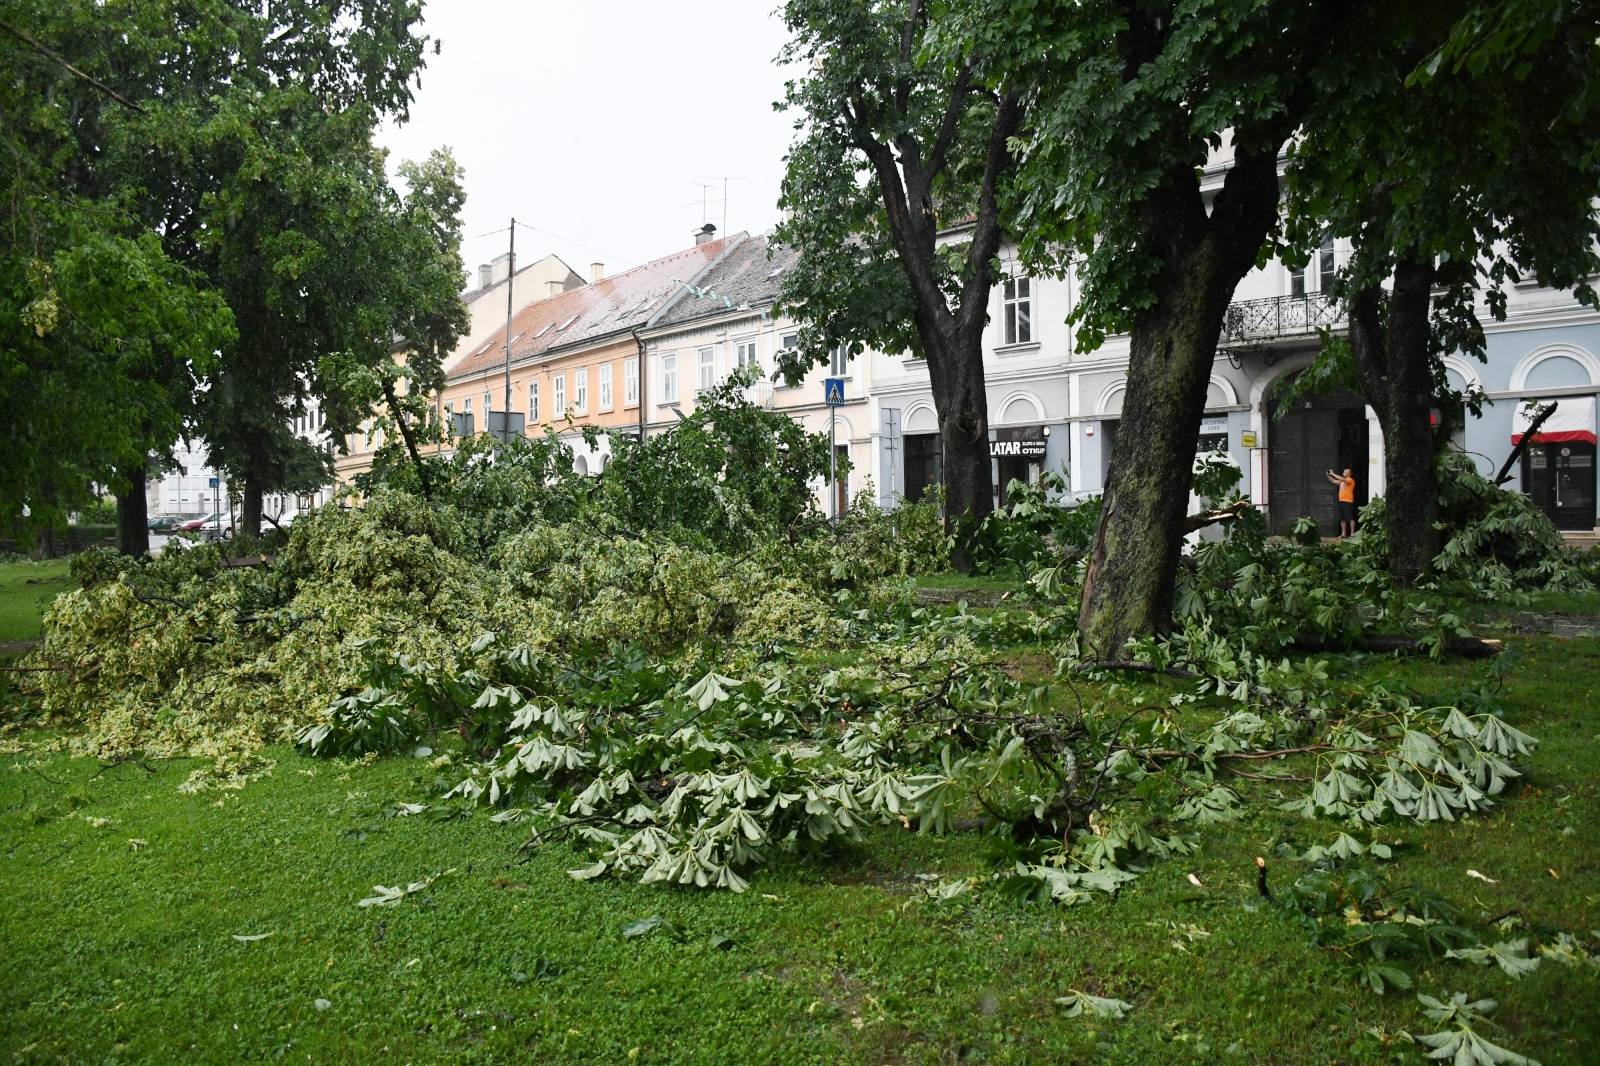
631,327 -> 647,442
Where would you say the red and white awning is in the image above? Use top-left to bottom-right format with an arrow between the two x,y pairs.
1512,397 -> 1596,445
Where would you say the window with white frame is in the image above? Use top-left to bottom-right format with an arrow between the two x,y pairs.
483,390 -> 492,415
698,347 -> 714,391
528,380 -> 539,421
776,334 -> 800,385
1290,238 -> 1337,296
736,339 -> 758,371
1003,276 -> 1032,344
599,364 -> 613,410
574,367 -> 588,413
624,357 -> 639,405
663,353 -> 678,403
464,397 -> 472,414
553,372 -> 566,415
830,345 -> 849,377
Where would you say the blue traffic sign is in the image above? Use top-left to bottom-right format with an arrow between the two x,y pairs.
208,477 -> 219,488
823,377 -> 846,407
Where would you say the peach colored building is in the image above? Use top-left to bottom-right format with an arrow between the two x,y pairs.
440,226 -> 735,472
334,252 -> 584,488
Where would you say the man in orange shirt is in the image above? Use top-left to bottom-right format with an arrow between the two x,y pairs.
1325,467 -> 1357,538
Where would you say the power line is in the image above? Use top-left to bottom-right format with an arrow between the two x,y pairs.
461,225 -> 512,243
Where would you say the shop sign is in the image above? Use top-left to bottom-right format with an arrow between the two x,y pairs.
989,425 -> 1049,459
1240,430 -> 1258,448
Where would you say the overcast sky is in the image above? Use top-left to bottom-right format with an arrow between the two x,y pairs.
377,0 -> 797,286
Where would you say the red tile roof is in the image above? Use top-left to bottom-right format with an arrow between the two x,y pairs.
448,235 -> 738,382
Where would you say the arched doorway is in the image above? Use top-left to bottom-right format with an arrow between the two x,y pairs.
1266,375 -> 1369,536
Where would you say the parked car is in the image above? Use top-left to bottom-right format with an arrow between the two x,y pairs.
178,513 -> 215,532
199,514 -> 236,540
147,515 -> 184,533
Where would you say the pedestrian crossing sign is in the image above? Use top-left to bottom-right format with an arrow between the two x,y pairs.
824,377 -> 845,407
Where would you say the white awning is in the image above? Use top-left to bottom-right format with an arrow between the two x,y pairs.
1511,397 -> 1596,445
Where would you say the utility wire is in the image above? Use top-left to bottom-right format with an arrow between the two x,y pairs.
461,225 -> 512,243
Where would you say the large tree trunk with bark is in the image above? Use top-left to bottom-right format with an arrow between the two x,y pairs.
1077,148 -> 1285,658
1078,285 -> 1232,657
927,329 -> 993,568
115,458 -> 149,557
1348,255 -> 1438,583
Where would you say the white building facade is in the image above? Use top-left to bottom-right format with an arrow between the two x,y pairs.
855,151 -> 1600,537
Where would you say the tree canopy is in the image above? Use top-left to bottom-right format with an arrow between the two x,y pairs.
775,0 -> 1024,542
1279,0 -> 1600,580
0,0 -> 464,548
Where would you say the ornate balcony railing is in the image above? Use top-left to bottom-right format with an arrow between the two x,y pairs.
1221,292 -> 1342,343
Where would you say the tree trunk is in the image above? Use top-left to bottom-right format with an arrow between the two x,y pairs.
931,332 -> 993,569
1348,256 -> 1437,583
1078,298 -> 1225,657
239,474 -> 263,539
1377,395 -> 1437,581
1076,146 -> 1284,658
115,458 -> 149,556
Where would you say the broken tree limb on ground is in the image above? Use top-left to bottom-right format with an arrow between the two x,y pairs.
1290,634 -> 1504,659
1074,660 -> 1202,679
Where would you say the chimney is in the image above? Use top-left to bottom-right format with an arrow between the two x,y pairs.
590,262 -> 605,283
478,263 -> 493,289
694,222 -> 717,246
547,280 -> 565,298
490,251 -> 512,284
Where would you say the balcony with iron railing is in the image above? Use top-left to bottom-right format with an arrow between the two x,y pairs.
1220,292 -> 1343,345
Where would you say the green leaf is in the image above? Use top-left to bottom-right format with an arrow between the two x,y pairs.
1446,939 -> 1542,979
684,671 -> 741,711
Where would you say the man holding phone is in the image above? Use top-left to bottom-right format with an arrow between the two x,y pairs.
1325,467 -> 1357,538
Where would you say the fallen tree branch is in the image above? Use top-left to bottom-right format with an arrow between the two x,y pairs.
1183,499 -> 1252,533
1074,660 -> 1200,679
1290,634 -> 1503,659
1495,401 -> 1557,486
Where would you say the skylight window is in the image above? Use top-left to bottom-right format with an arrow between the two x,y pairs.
533,323 -> 554,338
558,315 -> 579,331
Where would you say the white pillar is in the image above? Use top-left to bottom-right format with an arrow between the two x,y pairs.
1365,405 -> 1385,499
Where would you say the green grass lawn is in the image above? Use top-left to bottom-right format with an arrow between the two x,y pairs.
3,566 -> 1597,1062
4,630 -> 1598,1064
0,559 -> 70,643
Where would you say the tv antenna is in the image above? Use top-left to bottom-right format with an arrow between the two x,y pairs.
689,176 -> 747,235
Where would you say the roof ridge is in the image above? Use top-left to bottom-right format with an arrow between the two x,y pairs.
445,234 -> 743,383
